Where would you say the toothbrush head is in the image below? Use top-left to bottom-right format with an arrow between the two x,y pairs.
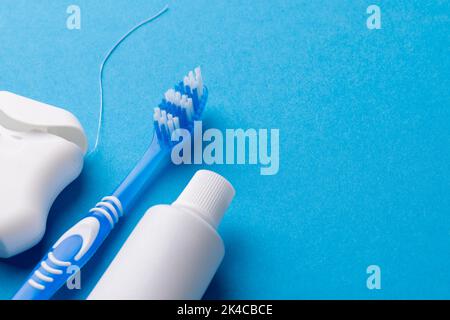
153,67 -> 208,147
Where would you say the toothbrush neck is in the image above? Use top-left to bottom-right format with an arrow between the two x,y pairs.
113,138 -> 169,212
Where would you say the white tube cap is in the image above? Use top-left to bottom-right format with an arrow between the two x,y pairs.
173,170 -> 235,228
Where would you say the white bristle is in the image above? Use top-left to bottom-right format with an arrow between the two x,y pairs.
188,71 -> 196,89
164,90 -> 171,102
167,119 -> 175,134
179,95 -> 191,120
159,111 -> 165,123
177,95 -> 189,120
195,67 -> 203,97
190,76 -> 199,101
181,95 -> 187,106
167,89 -> 175,103
160,115 -> 169,134
172,89 -> 178,103
170,90 -> 177,103
158,116 -> 164,128
195,67 -> 202,81
183,76 -> 189,87
153,107 -> 161,120
187,98 -> 194,115
173,117 -> 180,130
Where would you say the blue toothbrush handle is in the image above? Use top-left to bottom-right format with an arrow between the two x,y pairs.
13,197 -> 122,300
13,140 -> 168,300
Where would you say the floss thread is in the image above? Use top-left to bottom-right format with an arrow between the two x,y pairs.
88,4 -> 170,156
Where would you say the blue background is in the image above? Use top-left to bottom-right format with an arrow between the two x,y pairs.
0,0 -> 449,299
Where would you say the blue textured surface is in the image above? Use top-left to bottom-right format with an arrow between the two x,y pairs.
0,0 -> 449,299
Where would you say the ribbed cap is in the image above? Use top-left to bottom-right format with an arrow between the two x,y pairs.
173,170 -> 235,228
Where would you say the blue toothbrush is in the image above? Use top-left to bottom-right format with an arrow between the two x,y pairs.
13,67 -> 207,300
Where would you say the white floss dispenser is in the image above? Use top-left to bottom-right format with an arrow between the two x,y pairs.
88,170 -> 235,300
0,91 -> 87,258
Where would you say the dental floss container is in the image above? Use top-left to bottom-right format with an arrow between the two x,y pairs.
0,91 -> 87,258
88,170 -> 235,300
